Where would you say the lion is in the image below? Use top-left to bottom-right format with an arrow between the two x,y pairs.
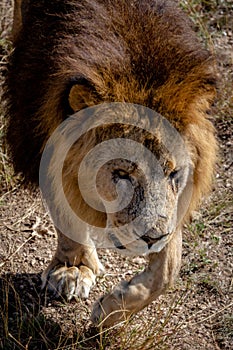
5,0 -> 217,326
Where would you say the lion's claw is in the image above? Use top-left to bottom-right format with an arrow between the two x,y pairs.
42,265 -> 96,300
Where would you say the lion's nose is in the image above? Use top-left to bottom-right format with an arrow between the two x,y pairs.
140,235 -> 155,248
140,229 -> 169,248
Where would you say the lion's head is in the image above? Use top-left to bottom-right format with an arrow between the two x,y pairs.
40,103 -> 193,256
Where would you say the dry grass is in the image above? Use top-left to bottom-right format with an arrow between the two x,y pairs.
0,281 -> 188,350
0,1 -> 15,195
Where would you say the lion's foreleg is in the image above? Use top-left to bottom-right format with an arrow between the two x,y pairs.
91,229 -> 182,326
41,229 -> 104,300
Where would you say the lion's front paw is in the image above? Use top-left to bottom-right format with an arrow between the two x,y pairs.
41,265 -> 96,300
91,283 -> 131,327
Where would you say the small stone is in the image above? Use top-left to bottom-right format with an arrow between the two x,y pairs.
132,257 -> 145,264
31,259 -> 36,266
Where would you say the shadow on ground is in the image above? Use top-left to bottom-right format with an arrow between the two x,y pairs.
0,273 -> 102,350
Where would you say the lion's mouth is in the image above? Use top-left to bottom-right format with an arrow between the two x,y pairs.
108,229 -> 170,250
108,232 -> 127,250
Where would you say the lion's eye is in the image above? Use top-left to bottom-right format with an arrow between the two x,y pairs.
118,170 -> 129,178
169,169 -> 180,192
113,169 -> 130,182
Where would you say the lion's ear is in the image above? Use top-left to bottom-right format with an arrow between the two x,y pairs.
68,78 -> 98,112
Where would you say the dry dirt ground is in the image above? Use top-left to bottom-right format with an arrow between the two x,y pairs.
0,1 -> 232,349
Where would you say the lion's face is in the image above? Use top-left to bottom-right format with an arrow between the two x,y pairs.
94,137 -> 193,255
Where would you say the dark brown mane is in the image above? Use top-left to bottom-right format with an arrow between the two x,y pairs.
5,0 -> 217,191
